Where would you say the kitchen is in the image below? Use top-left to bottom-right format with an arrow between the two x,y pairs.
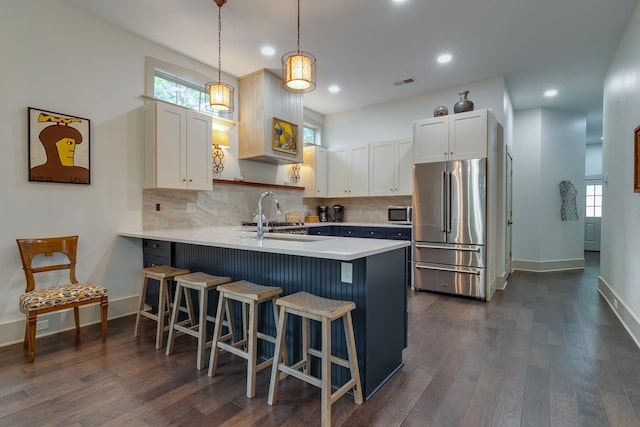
2,0 -> 640,425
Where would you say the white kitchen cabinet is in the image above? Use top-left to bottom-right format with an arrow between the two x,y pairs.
369,139 -> 414,196
328,145 -> 369,197
301,145 -> 328,197
141,101 -> 212,190
414,109 -> 489,163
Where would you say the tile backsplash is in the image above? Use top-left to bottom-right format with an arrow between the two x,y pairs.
143,184 -> 411,230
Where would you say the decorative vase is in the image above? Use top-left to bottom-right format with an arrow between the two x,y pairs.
453,90 -> 474,113
433,105 -> 448,117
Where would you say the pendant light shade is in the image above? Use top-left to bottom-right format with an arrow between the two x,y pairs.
206,81 -> 234,112
206,0 -> 234,113
283,51 -> 316,91
282,0 -> 316,93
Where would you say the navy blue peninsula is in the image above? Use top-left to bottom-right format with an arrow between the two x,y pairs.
119,227 -> 410,400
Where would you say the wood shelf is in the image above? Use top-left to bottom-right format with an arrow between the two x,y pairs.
213,179 -> 304,191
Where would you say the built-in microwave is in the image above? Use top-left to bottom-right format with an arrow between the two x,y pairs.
388,206 -> 412,224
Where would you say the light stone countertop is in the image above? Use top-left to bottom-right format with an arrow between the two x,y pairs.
118,226 -> 410,261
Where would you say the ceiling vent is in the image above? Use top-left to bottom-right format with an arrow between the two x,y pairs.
393,78 -> 415,86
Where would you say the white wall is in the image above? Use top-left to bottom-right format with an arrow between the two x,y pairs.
585,143 -> 603,176
0,0 -> 246,345
599,1 -> 640,345
512,108 -> 586,270
512,110 -> 544,262
323,77 -> 506,148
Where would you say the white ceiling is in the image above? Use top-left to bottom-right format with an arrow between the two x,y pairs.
60,0 -> 638,144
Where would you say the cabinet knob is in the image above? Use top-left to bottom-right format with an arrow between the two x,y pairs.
189,179 -> 193,182
450,152 -> 453,155
182,179 -> 187,182
370,231 -> 374,235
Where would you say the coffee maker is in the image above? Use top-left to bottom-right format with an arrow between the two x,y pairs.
318,205 -> 330,222
332,205 -> 344,222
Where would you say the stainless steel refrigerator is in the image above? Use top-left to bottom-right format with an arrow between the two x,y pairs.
412,158 -> 486,299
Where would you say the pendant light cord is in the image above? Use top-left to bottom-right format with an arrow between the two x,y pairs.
297,0 -> 301,53
217,5 -> 222,83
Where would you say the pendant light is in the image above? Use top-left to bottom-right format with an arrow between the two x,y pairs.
206,0 -> 234,113
282,0 -> 316,93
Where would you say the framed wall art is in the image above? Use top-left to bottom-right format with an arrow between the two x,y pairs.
28,107 -> 90,184
272,117 -> 298,155
635,125 -> 640,192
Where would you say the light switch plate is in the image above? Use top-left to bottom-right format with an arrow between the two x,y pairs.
187,203 -> 196,213
341,262 -> 353,283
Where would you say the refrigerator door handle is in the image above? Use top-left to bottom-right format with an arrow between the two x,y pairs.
441,171 -> 447,232
446,170 -> 452,233
415,264 -> 482,275
415,243 -> 481,252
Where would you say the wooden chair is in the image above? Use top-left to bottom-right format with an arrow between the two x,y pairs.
16,236 -> 108,362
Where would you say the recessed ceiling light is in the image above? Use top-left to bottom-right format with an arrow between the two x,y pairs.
328,85 -> 340,94
437,53 -> 452,64
544,89 -> 558,97
392,0 -> 408,3
261,46 -> 275,56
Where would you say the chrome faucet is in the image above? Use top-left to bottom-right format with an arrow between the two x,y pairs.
256,191 -> 282,240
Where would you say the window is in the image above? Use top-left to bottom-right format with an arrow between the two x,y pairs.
145,57 -> 230,119
586,184 -> 602,217
303,125 -> 319,145
154,70 -> 210,112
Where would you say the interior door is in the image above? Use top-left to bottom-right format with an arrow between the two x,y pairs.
584,178 -> 603,251
505,149 -> 513,275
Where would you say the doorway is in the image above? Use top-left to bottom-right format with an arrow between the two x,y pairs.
505,148 -> 513,276
584,177 -> 602,252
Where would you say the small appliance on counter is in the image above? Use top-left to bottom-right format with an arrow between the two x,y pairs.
332,205 -> 344,222
318,205 -> 330,222
388,206 -> 412,224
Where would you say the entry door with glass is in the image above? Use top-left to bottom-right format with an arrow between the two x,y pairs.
584,179 -> 603,251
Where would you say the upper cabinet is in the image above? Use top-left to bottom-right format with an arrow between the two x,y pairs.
369,139 -> 414,196
238,69 -> 303,164
414,109 -> 490,163
301,145 -> 328,198
328,145 -> 369,197
141,101 -> 212,191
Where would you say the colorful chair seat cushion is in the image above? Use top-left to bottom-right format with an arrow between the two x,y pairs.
20,284 -> 108,311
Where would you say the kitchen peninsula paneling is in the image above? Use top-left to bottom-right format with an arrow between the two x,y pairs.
119,227 -> 409,399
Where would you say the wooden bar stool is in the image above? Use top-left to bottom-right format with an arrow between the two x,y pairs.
133,265 -> 190,349
208,280 -> 283,398
165,272 -> 232,370
267,291 -> 363,427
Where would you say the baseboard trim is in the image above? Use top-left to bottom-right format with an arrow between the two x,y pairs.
0,295 -> 140,348
495,272 -> 508,291
512,258 -> 585,272
598,277 -> 640,350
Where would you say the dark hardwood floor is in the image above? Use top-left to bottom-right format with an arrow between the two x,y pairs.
2,252 -> 639,426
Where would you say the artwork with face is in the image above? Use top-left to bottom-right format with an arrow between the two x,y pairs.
28,107 -> 90,184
